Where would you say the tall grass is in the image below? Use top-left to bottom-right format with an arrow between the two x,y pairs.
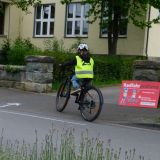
0,128 -> 145,160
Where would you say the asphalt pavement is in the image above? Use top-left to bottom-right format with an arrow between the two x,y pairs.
100,86 -> 160,129
0,86 -> 160,130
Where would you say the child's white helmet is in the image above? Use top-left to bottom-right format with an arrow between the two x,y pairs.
77,43 -> 88,51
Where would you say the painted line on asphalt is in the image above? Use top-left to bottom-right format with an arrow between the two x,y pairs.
0,103 -> 21,108
95,120 -> 160,133
0,109 -> 159,133
0,109 -> 87,126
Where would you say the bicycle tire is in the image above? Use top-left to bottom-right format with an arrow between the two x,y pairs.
56,81 -> 70,112
80,86 -> 103,122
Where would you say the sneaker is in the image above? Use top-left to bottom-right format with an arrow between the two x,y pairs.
71,88 -> 81,96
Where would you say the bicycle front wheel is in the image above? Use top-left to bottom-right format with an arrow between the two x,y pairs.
80,86 -> 103,122
56,81 -> 70,112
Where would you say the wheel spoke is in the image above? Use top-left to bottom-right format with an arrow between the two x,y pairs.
80,86 -> 103,121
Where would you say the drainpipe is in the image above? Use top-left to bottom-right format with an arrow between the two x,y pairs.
7,4 -> 10,39
145,5 -> 151,59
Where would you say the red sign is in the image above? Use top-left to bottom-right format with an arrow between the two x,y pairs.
118,80 -> 160,108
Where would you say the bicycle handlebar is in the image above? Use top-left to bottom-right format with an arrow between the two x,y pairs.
58,64 -> 74,81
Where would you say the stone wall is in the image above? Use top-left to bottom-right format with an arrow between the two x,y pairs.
133,60 -> 160,81
0,56 -> 54,93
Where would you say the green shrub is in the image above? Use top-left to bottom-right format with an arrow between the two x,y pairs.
4,65 -> 21,74
44,38 -> 66,53
92,55 -> 146,85
46,51 -> 75,82
0,39 -> 11,64
93,55 -> 122,82
7,38 -> 38,65
120,56 -> 147,80
0,37 -> 147,86
68,37 -> 83,53
44,37 -> 83,54
50,52 -> 146,86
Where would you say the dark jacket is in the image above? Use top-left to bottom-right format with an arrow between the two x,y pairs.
62,54 -> 91,67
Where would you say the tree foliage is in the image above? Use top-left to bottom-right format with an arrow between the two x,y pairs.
9,0 -> 41,11
0,2 -> 4,15
61,0 -> 160,55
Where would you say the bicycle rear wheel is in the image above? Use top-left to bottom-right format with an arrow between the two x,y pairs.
80,86 -> 103,122
56,81 -> 70,112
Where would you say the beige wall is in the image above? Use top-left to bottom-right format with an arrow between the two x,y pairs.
1,0 -> 146,55
147,7 -> 160,58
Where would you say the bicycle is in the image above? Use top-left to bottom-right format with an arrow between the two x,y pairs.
56,68 -> 104,122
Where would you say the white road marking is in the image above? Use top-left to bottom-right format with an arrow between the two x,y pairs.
0,109 -> 159,133
0,103 -> 21,108
0,110 -> 87,126
1,109 -> 159,133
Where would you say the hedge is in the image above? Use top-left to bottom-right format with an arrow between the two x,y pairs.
0,38 -> 147,85
50,52 -> 146,84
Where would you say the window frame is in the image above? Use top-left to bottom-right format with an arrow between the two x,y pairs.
65,2 -> 90,38
34,3 -> 55,38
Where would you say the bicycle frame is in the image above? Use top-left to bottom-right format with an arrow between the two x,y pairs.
56,69 -> 103,121
62,74 -> 91,107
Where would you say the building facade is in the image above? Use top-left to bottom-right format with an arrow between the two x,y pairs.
0,0 -> 159,57
147,7 -> 160,59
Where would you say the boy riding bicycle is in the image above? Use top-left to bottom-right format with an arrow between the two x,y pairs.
59,43 -> 94,95
57,43 -> 103,121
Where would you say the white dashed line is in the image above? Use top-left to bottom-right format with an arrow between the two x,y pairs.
0,103 -> 21,108
0,109 -> 87,126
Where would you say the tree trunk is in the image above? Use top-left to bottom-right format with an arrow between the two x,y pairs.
108,20 -> 112,55
107,0 -> 114,55
108,2 -> 121,56
112,7 -> 121,55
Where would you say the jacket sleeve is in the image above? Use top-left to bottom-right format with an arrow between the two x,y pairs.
62,58 -> 77,67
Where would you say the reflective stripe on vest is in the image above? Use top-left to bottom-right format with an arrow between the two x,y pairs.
75,56 -> 94,79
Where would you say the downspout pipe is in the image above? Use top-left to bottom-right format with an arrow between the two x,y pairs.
8,4 -> 10,39
145,5 -> 151,59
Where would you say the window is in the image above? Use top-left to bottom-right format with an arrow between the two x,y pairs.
101,17 -> 128,38
0,2 -> 5,35
66,3 -> 90,37
100,2 -> 128,38
34,4 -> 55,37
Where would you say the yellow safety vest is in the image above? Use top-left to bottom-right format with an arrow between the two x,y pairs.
75,55 -> 94,79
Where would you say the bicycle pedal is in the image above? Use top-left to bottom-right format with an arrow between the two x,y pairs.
71,88 -> 81,96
